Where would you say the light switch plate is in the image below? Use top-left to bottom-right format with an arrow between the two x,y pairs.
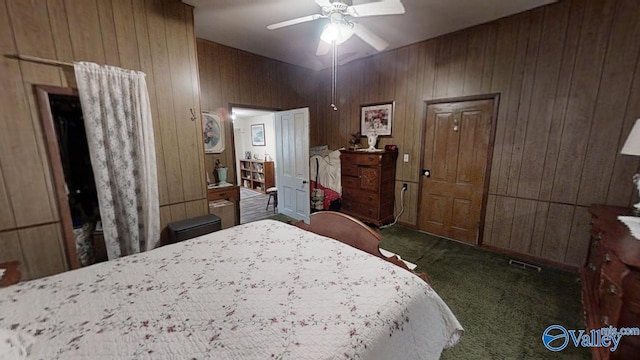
403,153 -> 409,162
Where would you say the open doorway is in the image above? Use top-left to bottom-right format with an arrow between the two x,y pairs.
230,107 -> 278,224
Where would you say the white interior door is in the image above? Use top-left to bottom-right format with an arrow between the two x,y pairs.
275,108 -> 310,223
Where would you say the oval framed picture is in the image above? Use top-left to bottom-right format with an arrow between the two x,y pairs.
203,112 -> 224,153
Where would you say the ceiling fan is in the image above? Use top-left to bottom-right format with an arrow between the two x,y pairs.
267,0 -> 405,56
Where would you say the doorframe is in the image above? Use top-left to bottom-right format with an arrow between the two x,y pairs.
35,85 -> 80,270
227,103 -> 281,187
418,93 -> 500,245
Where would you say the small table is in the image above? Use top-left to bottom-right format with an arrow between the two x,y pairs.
207,184 -> 240,226
0,261 -> 21,287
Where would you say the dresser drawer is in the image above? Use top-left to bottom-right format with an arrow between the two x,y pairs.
342,163 -> 359,176
341,200 -> 379,220
342,188 -> 380,205
601,251 -> 628,285
599,273 -> 624,327
342,175 -> 359,189
341,152 -> 382,165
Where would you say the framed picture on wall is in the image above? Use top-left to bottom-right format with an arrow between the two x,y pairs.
360,102 -> 393,136
251,124 -> 266,146
203,112 -> 224,153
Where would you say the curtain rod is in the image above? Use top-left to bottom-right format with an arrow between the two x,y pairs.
5,54 -> 74,67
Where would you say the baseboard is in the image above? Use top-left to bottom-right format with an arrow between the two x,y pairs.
397,221 -> 418,229
481,244 -> 579,273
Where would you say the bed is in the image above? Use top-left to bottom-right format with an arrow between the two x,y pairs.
0,213 -> 463,359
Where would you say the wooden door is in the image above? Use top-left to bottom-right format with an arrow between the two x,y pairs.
418,99 -> 494,244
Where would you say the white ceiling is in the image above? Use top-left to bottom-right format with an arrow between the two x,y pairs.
183,0 -> 557,71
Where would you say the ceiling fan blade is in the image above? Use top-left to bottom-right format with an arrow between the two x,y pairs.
347,0 -> 406,17
353,23 -> 389,51
267,14 -> 322,30
316,39 -> 331,56
314,0 -> 332,8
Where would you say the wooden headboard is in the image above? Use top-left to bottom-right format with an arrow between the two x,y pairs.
294,211 -> 430,283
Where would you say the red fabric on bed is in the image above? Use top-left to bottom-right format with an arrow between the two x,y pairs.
311,181 -> 340,210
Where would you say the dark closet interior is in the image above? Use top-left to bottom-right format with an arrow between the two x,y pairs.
45,93 -> 106,266
49,94 -> 99,226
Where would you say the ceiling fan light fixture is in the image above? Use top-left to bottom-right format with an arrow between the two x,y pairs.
320,21 -> 353,45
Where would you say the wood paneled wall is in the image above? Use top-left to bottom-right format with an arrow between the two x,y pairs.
314,0 -> 640,267
0,0 -> 206,279
196,39 -> 319,182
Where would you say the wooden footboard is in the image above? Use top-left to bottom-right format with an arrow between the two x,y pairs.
294,212 -> 430,283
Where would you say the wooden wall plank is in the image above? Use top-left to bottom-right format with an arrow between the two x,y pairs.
0,165 -> 15,230
112,0 -> 139,70
607,37 -> 640,206
402,43 -> 419,183
495,13 -> 530,196
489,196 -> 516,249
433,36 -> 451,99
392,47 -> 409,178
481,194 -> 497,246
577,0 -> 640,206
185,199 -> 207,219
540,203 -> 574,262
463,25 -> 486,95
169,202 -> 187,223
509,198 -> 537,253
19,223 -> 66,280
446,31 -> 467,97
185,6 -> 206,201
564,206 -> 591,266
96,0 -> 119,66
46,0 -> 74,85
7,0 -> 56,58
529,201 -> 550,256
550,0 -> 616,203
65,0 -> 105,63
516,2 -> 571,199
160,205 -> 171,230
146,0 -> 183,204
132,0 -> 168,205
506,8 -> 543,197
0,230 -> 21,264
538,0 -> 585,201
488,17 -> 519,194
164,1 -> 201,202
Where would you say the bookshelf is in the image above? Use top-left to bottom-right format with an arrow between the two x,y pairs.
239,160 -> 275,193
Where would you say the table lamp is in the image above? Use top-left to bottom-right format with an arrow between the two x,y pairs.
621,119 -> 640,214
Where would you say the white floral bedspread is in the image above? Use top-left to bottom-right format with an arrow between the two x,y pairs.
0,220 -> 463,359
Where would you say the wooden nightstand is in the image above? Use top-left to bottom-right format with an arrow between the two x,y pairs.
0,261 -> 21,287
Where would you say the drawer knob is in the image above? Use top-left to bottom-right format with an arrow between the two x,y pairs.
368,196 -> 373,201
597,232 -> 602,240
608,284 -> 617,295
588,263 -> 596,271
601,315 -> 610,326
367,156 -> 374,161
604,253 -> 611,263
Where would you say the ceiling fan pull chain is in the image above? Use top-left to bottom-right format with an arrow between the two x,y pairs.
331,40 -> 338,111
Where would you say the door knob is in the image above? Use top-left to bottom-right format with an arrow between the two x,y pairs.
302,180 -> 308,184
422,169 -> 431,177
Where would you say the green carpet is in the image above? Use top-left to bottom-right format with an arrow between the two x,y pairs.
378,225 -> 590,359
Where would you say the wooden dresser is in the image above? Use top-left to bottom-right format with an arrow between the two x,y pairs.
339,150 -> 398,227
581,205 -> 640,359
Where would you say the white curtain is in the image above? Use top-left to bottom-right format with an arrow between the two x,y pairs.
74,62 -> 160,260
